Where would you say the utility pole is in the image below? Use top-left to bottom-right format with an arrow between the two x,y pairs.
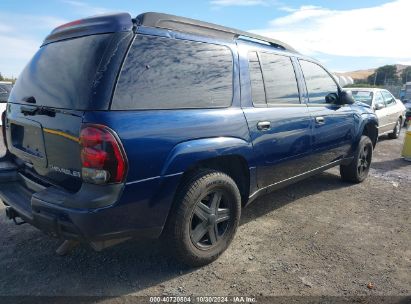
374,71 -> 378,86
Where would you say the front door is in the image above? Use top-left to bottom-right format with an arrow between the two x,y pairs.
374,91 -> 391,134
298,59 -> 355,168
381,90 -> 399,132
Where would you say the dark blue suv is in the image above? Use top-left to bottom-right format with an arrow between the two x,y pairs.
0,12 -> 378,266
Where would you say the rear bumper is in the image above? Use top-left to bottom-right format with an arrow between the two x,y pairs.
0,158 -> 164,242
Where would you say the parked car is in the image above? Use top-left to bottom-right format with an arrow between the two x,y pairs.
0,81 -> 12,124
403,100 -> 411,124
346,88 -> 406,138
0,12 -> 378,266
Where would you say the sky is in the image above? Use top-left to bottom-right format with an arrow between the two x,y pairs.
0,0 -> 409,77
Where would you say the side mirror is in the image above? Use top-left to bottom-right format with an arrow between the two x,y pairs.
374,103 -> 384,110
338,90 -> 355,105
325,92 -> 338,104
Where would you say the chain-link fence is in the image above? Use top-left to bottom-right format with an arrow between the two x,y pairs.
383,85 -> 402,98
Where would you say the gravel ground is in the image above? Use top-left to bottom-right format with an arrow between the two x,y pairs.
0,131 -> 410,297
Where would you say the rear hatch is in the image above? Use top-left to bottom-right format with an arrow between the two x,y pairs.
5,13 -> 134,192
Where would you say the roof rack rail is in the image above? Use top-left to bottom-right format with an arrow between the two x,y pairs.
135,12 -> 297,53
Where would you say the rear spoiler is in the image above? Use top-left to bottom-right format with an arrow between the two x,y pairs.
42,13 -> 133,46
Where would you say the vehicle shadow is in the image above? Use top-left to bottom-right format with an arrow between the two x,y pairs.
371,158 -> 411,172
240,170 -> 348,226
0,170 -> 351,296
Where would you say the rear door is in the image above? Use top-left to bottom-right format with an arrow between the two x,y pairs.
6,31 -> 132,191
240,46 -> 312,188
298,59 -> 355,168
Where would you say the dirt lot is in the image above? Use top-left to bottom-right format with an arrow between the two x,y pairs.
0,131 -> 410,298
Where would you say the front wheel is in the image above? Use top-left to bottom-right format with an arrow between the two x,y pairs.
388,118 -> 402,139
165,170 -> 241,267
340,136 -> 373,183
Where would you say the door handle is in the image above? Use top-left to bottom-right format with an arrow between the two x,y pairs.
315,116 -> 325,124
257,121 -> 271,131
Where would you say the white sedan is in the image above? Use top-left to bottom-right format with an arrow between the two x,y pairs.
345,88 -> 406,139
0,81 -> 12,125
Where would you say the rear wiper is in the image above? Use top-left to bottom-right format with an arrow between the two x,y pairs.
21,106 -> 56,117
23,96 -> 36,104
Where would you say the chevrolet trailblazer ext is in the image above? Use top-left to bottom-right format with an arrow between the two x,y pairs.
0,13 -> 378,266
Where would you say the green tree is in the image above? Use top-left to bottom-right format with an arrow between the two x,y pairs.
401,66 -> 411,84
0,72 -> 4,81
367,65 -> 398,85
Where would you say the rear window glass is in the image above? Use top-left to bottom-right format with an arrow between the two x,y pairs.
9,34 -> 116,110
112,35 -> 233,110
351,91 -> 373,105
0,84 -> 12,93
0,84 -> 12,103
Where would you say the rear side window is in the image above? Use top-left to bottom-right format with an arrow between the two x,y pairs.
112,35 -> 233,110
259,52 -> 300,105
248,52 -> 266,106
299,60 -> 338,104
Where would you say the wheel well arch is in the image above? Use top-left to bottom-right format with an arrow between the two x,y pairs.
362,121 -> 378,147
179,155 -> 250,206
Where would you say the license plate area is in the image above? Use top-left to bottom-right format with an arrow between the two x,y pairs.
7,119 -> 47,168
11,123 -> 45,158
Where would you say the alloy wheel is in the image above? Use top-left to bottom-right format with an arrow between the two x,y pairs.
358,144 -> 371,177
395,120 -> 401,137
190,191 -> 231,249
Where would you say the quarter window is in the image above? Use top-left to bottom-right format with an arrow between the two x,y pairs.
112,35 -> 233,110
259,52 -> 300,105
299,60 -> 338,104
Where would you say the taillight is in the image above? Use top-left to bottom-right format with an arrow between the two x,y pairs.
79,125 -> 127,184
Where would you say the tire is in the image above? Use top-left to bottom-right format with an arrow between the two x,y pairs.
340,135 -> 373,183
388,118 -> 402,139
165,169 -> 241,267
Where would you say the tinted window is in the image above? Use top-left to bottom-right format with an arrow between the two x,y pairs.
259,52 -> 300,105
382,91 -> 395,106
248,52 -> 266,106
300,60 -> 338,104
112,35 -> 233,110
374,91 -> 386,108
9,33 -> 118,110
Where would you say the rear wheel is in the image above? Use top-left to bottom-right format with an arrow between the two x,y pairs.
166,170 -> 241,267
388,118 -> 402,139
340,136 -> 373,183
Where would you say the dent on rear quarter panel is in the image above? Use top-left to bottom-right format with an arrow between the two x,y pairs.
160,137 -> 255,176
